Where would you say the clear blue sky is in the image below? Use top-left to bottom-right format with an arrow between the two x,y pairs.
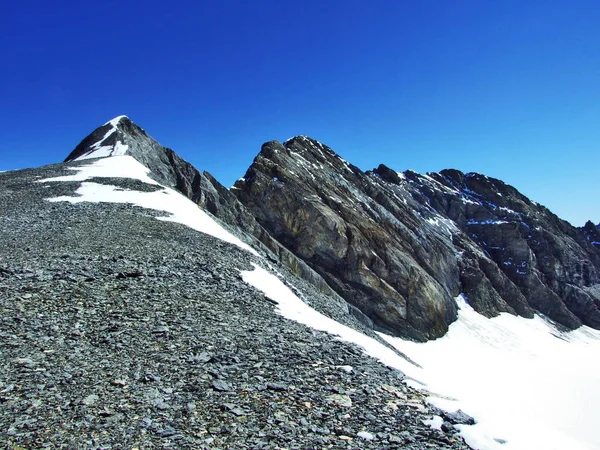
1,0 -> 598,226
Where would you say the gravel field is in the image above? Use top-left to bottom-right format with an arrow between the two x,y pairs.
0,163 -> 469,449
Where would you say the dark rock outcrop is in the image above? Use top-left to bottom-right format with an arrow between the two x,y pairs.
233,136 -> 600,339
234,138 -> 463,341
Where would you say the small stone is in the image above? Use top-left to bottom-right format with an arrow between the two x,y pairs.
188,352 -> 212,363
212,380 -> 232,392
266,382 -> 287,391
159,427 -> 177,437
82,394 -> 99,406
441,421 -> 455,433
186,402 -> 196,413
223,403 -> 245,416
14,357 -> 34,368
325,394 -> 352,407
154,401 -> 169,410
389,434 -> 403,443
152,326 -> 169,334
443,409 -> 476,425
357,431 -> 375,440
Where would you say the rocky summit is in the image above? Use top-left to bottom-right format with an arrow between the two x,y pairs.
233,136 -> 600,340
1,115 -> 598,448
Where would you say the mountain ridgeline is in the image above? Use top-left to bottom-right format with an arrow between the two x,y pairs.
67,117 -> 600,341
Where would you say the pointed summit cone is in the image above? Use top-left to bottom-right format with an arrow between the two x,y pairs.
64,115 -> 203,201
64,115 -> 133,161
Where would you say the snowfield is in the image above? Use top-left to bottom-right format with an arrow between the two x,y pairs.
381,295 -> 600,450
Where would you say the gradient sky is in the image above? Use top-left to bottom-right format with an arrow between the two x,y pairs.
1,0 -> 598,226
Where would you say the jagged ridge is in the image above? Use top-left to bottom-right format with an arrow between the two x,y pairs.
233,135 -> 600,340
63,119 -> 600,341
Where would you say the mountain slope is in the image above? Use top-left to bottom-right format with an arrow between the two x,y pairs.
65,117 -> 364,322
0,154 -> 469,449
233,136 -> 600,340
3,115 -> 599,449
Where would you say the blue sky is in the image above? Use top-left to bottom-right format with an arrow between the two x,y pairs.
0,0 -> 598,225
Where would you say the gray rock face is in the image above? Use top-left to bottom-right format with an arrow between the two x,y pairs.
405,169 -> 600,329
233,136 -> 600,339
233,138 -> 462,341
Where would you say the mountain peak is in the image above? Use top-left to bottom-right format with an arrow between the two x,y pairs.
103,115 -> 129,127
64,115 -> 141,162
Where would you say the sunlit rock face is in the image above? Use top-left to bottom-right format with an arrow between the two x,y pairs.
233,136 -> 600,340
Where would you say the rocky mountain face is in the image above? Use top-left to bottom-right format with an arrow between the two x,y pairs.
233,136 -> 600,340
0,128 -> 469,449
65,118 -> 600,340
2,115 -> 598,447
65,117 -> 355,319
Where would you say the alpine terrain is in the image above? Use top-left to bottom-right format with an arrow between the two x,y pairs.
1,116 -> 599,450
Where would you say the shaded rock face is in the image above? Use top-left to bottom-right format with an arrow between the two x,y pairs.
233,136 -> 600,339
405,169 -> 600,329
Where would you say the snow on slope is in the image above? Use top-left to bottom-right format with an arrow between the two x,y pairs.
39,156 -> 257,255
242,266 -> 600,450
381,295 -> 600,450
241,263 -> 425,372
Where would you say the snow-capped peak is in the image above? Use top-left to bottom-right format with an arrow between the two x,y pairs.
103,115 -> 129,127
64,116 -> 133,162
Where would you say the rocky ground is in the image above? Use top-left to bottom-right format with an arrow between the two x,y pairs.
0,164 -> 469,449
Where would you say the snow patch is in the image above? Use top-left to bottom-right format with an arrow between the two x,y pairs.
379,294 -> 600,450
38,156 -> 159,184
240,263 -> 426,379
424,415 -> 444,431
467,219 -> 509,225
74,116 -> 130,160
39,156 -> 258,255
104,115 -> 128,127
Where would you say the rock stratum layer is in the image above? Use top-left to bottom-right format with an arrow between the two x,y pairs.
233,136 -> 600,340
